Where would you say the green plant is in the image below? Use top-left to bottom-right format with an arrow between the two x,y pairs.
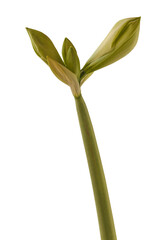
26,17 -> 141,240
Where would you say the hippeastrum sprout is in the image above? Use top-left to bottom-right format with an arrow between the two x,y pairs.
26,17 -> 141,240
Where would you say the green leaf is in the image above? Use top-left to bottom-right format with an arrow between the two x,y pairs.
62,38 -> 80,79
62,38 -> 75,62
47,56 -> 81,97
26,28 -> 64,65
81,17 -> 141,82
66,46 -> 80,79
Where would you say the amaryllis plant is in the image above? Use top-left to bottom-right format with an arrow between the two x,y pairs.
26,17 -> 141,240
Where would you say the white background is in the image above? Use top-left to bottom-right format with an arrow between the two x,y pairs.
0,0 -> 160,239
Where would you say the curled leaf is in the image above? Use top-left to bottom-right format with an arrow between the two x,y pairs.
62,38 -> 80,79
26,28 -> 64,65
66,46 -> 80,79
81,17 -> 141,83
62,38 -> 76,62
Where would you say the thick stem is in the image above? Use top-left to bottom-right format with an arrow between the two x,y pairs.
75,94 -> 117,240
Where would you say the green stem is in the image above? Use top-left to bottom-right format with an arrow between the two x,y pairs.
75,93 -> 117,240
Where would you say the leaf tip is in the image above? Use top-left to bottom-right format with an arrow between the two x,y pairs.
25,27 -> 32,35
26,27 -> 30,34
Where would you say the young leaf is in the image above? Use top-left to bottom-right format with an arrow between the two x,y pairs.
26,28 -> 64,65
81,17 -> 140,82
66,46 -> 80,79
47,57 -> 81,97
62,38 -> 80,79
62,38 -> 76,63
